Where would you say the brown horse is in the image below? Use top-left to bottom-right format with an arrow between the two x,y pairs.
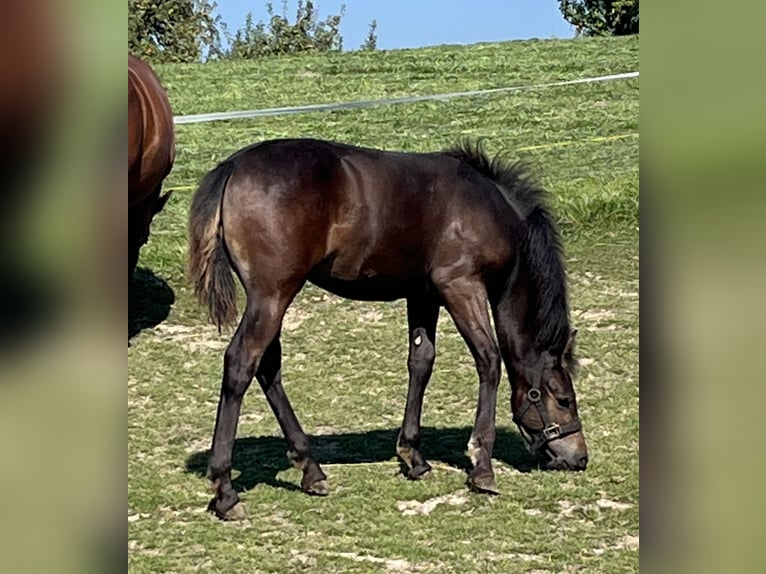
128,54 -> 174,275
0,1 -> 63,344
0,0 -> 60,224
188,138 -> 588,520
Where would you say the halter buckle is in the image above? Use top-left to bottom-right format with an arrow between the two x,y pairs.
542,423 -> 561,441
527,388 -> 542,402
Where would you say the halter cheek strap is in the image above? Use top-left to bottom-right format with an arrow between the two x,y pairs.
513,370 -> 582,452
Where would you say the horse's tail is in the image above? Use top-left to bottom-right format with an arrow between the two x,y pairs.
188,160 -> 238,331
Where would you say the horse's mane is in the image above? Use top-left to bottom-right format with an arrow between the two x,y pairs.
443,140 -> 571,356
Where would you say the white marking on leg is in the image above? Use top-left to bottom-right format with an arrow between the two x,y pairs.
397,444 -> 414,467
396,430 -> 414,467
466,435 -> 481,467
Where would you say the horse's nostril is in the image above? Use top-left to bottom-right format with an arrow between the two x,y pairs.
577,454 -> 589,469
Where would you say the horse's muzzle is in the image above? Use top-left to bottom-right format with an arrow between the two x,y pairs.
545,450 -> 588,471
544,431 -> 589,471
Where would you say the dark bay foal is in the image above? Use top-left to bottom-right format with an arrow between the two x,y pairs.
188,138 -> 588,519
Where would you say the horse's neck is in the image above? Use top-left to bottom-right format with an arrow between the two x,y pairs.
491,265 -> 543,379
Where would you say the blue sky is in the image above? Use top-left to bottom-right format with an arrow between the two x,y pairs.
214,1 -> 574,51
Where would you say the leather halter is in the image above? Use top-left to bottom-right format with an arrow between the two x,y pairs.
512,366 -> 582,452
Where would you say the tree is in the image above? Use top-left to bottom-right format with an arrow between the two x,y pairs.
128,0 -> 223,63
360,20 -> 378,51
558,0 -> 639,36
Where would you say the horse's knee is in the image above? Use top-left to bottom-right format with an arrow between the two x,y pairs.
477,348 -> 501,386
489,352 -> 501,380
408,327 -> 435,376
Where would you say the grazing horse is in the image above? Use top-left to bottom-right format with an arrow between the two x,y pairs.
128,54 -> 174,275
188,138 -> 588,520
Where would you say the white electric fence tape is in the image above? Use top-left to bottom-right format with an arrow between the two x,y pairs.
173,71 -> 639,125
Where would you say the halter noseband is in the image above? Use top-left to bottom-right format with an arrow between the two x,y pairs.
512,367 -> 582,452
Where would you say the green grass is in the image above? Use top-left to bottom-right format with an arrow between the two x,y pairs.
130,36 -> 638,573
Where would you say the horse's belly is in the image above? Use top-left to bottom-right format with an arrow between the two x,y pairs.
307,274 -> 417,301
307,253 -> 425,301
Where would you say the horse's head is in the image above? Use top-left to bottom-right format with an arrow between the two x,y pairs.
511,330 -> 588,470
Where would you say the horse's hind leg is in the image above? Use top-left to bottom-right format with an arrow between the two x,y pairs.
397,295 -> 439,479
435,275 -> 502,495
207,295 -> 291,520
256,336 -> 328,495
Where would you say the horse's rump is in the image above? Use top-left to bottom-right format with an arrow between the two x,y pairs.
128,54 -> 175,208
128,54 -> 175,274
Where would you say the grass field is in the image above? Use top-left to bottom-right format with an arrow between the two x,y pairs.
129,35 -> 639,573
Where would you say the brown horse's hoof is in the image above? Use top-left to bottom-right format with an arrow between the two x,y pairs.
304,479 -> 329,496
468,473 -> 500,495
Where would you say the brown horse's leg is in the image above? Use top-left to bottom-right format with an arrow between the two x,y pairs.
397,295 -> 439,479
207,297 -> 287,520
255,336 -> 328,496
436,276 -> 502,494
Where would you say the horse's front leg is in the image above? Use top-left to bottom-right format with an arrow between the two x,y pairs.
436,276 -> 502,494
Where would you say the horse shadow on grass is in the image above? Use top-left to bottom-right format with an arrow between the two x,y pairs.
185,426 -> 545,493
129,268 -> 174,340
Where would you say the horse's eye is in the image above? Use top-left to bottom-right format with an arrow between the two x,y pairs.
556,398 -> 571,409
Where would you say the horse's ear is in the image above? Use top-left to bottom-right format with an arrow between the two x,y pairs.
153,191 -> 172,215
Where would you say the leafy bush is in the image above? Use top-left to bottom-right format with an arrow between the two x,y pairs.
558,0 -> 639,36
129,0 -> 378,62
128,0 -> 223,63
360,20 -> 378,52
226,1 -> 348,59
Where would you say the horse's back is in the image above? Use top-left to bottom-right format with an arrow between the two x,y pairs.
224,140 -> 439,248
226,138 -> 446,229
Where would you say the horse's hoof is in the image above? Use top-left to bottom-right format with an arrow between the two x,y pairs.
304,479 -> 329,496
407,462 -> 432,480
469,474 -> 500,495
209,498 -> 247,521
221,501 -> 247,521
